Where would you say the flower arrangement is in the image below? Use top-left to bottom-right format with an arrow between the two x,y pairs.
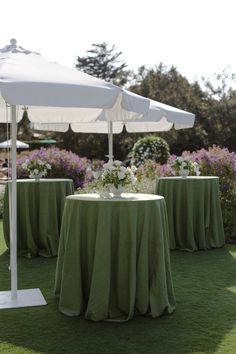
93,160 -> 137,196
171,156 -> 200,176
22,158 -> 51,179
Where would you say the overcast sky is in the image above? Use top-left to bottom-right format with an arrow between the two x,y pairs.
1,0 -> 236,85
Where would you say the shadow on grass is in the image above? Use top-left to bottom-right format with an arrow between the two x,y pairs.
0,236 -> 236,353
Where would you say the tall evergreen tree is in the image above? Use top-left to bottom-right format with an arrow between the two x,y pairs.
75,42 -> 130,86
72,42 -> 131,160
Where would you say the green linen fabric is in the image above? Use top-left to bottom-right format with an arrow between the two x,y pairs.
3,179 -> 74,257
156,177 -> 225,251
54,193 -> 176,322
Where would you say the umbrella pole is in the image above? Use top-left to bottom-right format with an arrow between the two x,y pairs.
0,105 -> 46,309
108,121 -> 113,162
10,105 -> 18,299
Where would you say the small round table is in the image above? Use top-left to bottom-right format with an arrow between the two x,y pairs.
156,176 -> 225,251
55,193 -> 176,322
3,178 -> 74,257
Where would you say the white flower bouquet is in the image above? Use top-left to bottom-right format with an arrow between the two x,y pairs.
172,157 -> 200,177
22,159 -> 51,179
93,160 -> 137,196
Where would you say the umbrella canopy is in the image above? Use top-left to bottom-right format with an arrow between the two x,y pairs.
0,40 -> 195,161
31,99 -> 195,160
30,99 -> 195,133
0,139 -> 29,149
0,39 -> 150,119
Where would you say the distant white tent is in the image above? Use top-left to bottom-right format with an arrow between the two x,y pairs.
0,139 -> 29,149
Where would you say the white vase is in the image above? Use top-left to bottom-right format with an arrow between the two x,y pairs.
179,169 -> 189,177
97,190 -> 111,199
29,172 -> 44,180
109,185 -> 125,197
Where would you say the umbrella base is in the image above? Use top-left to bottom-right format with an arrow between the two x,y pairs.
0,288 -> 47,309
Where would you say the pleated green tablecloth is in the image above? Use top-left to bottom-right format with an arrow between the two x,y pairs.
3,178 -> 74,257
156,176 -> 225,251
55,193 -> 176,322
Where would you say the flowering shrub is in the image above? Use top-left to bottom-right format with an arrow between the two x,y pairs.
131,135 -> 170,166
135,159 -> 162,180
190,145 -> 236,239
171,156 -> 200,176
22,159 -> 51,179
17,147 -> 89,188
85,159 -> 104,182
190,146 -> 236,194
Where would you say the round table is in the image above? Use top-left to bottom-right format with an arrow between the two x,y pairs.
54,193 -> 176,322
156,176 -> 225,251
3,178 -> 74,257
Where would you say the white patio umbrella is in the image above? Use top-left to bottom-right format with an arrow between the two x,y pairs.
31,99 -> 195,160
0,39 -> 151,309
0,139 -> 29,149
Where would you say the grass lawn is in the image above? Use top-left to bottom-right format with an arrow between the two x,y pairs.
0,220 -> 236,354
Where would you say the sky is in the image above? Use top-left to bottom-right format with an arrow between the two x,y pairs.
1,0 -> 236,86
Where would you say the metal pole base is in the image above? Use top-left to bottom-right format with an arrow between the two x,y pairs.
0,289 -> 47,309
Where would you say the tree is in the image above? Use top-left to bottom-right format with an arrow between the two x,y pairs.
70,42 -> 131,160
128,64 -> 236,155
57,128 -> 109,160
75,42 -> 130,86
128,64 -> 213,155
17,110 -> 34,141
202,69 -> 236,152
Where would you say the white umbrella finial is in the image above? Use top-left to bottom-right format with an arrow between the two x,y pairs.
10,38 -> 17,46
0,39 -> 40,55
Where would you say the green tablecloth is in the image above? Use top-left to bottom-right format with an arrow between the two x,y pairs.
156,176 -> 225,251
3,178 -> 74,257
55,193 -> 176,322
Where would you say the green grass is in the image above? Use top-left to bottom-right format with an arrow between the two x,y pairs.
0,221 -> 236,354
